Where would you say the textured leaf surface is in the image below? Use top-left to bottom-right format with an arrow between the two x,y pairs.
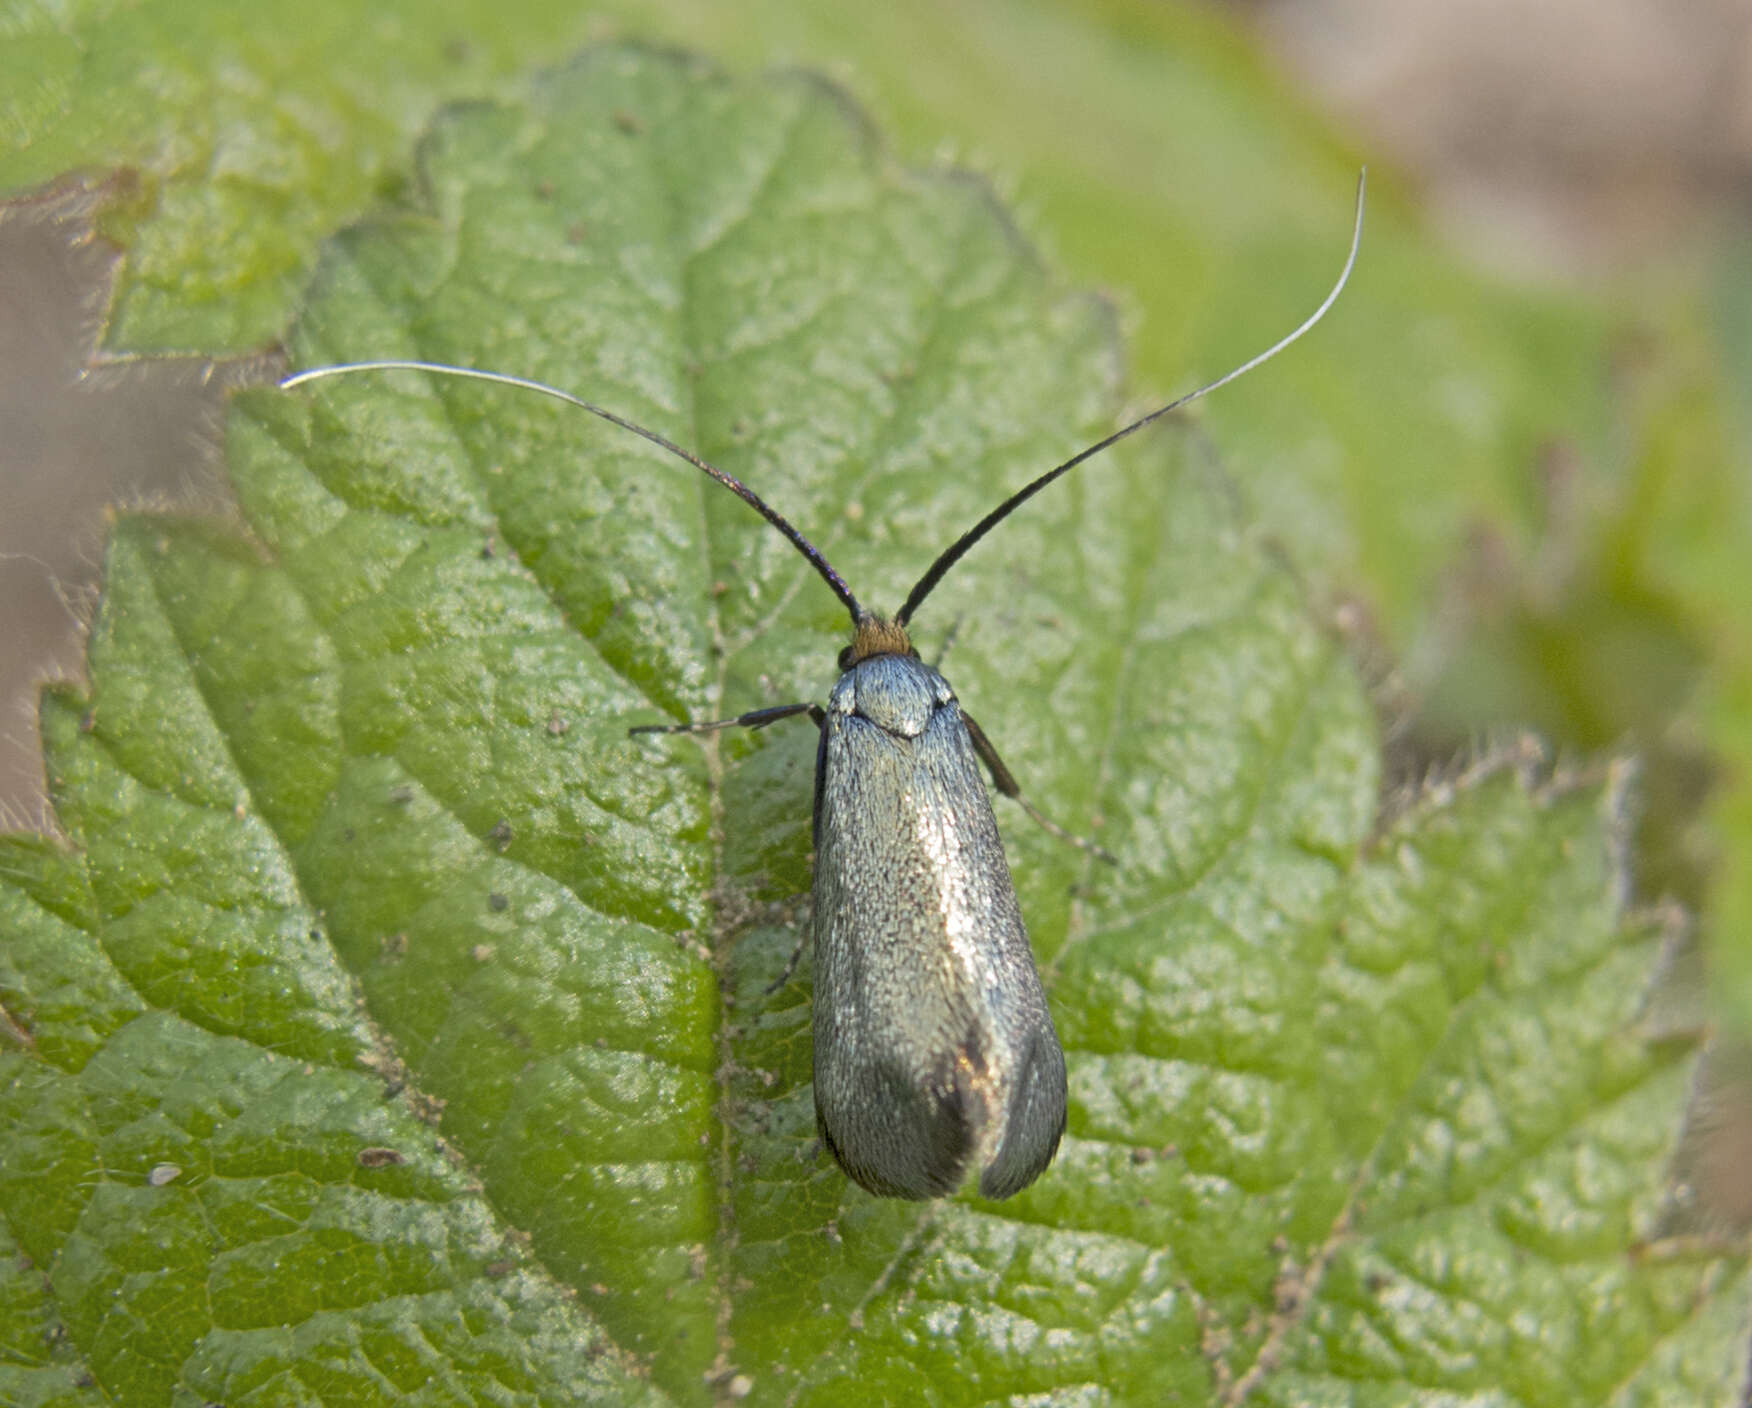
0,0 -> 1607,642
2,48 -> 1745,1408
22,0 -> 1748,1040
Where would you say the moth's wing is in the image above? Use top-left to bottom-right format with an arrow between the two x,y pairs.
810,696 -> 1064,1199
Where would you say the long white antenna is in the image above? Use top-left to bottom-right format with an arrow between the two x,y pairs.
896,168 -> 1366,625
281,170 -> 1366,631
279,360 -> 866,621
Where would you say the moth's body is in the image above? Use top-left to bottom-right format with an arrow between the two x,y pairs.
278,174 -> 1361,1204
811,641 -> 1066,1200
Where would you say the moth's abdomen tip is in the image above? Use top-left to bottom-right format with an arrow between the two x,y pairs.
973,1029 -> 1067,1200
815,1028 -> 1067,1200
816,1064 -> 975,1200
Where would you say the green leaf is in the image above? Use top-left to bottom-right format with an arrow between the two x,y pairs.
3,47 -> 1744,1406
0,0 -> 1611,647
33,0 -> 1739,1046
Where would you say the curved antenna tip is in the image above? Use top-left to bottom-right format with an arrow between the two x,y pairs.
894,170 -> 1366,627
276,359 -> 866,623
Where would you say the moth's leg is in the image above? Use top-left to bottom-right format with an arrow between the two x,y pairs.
928,615 -> 965,670
764,919 -> 815,997
631,704 -> 827,992
629,702 -> 824,736
745,704 -> 830,996
963,711 -> 1116,864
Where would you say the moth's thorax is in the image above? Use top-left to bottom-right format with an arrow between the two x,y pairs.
828,651 -> 952,738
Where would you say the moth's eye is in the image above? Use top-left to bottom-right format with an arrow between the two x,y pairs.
837,645 -> 855,671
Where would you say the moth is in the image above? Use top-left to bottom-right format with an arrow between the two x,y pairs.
284,174 -> 1363,1199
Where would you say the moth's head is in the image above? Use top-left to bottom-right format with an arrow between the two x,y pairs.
840,614 -> 917,671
